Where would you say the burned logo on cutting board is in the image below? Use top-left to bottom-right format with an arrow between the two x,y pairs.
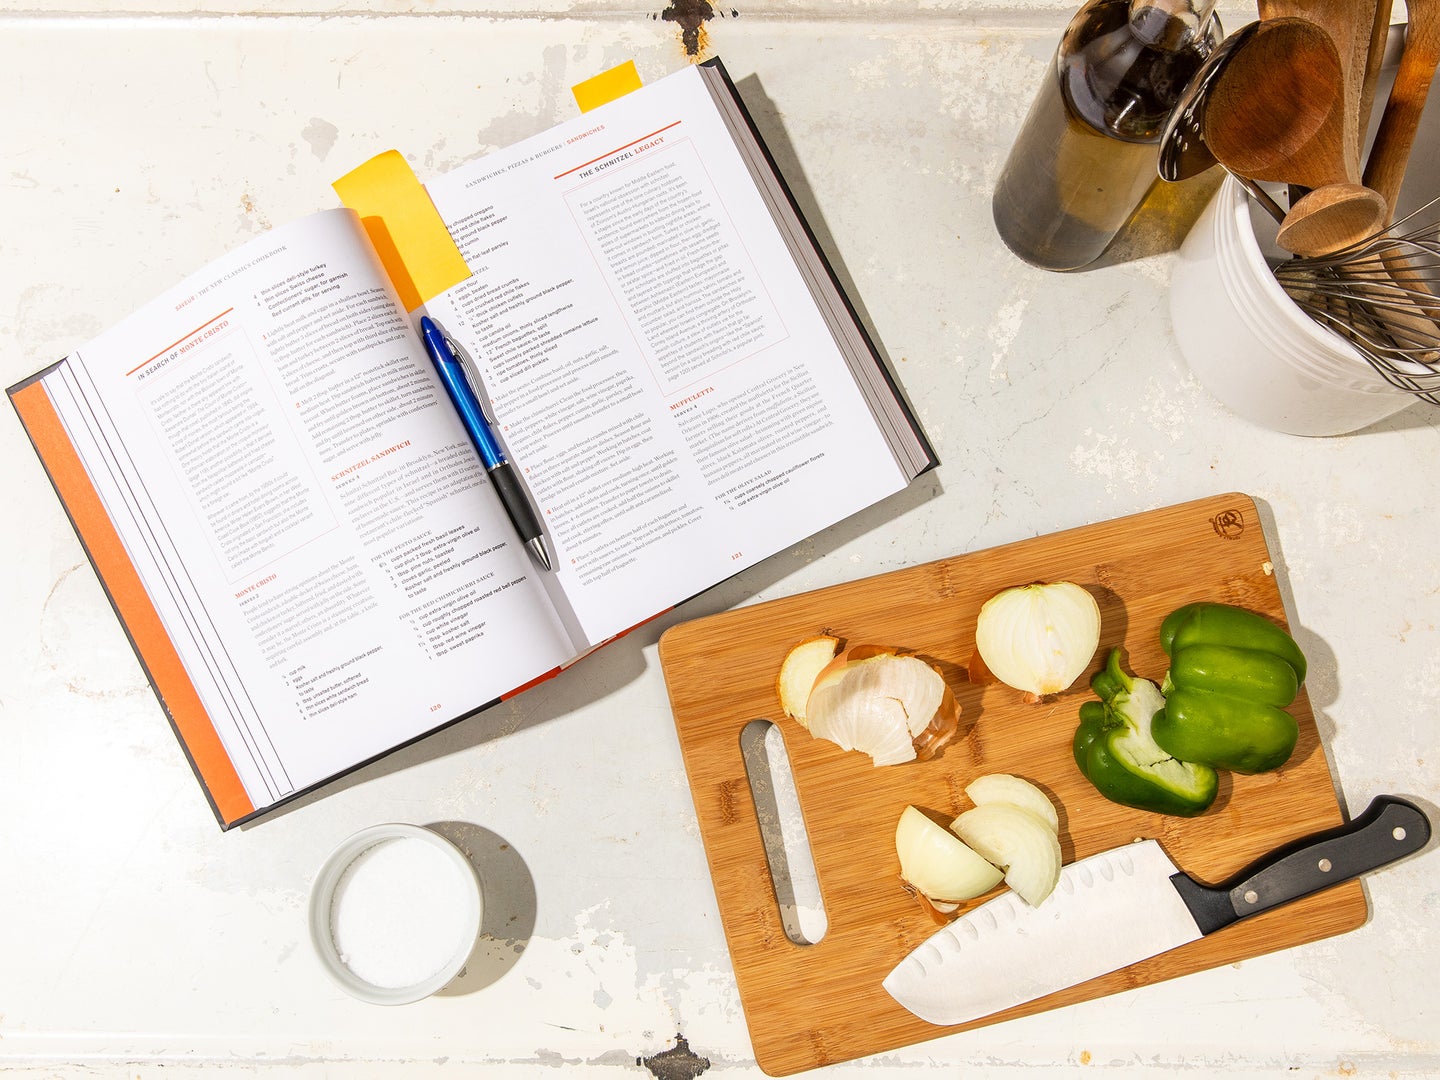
1210,507 -> 1246,540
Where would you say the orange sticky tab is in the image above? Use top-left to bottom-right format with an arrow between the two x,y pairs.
572,61 -> 643,112
11,378 -> 254,828
333,150 -> 471,311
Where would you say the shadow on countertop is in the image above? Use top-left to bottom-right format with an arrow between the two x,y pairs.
428,820 -> 538,995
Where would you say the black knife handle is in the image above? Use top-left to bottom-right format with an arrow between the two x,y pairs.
1170,795 -> 1432,935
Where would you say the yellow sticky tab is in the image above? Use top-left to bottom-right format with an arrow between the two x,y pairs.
572,61 -> 643,113
333,150 -> 471,311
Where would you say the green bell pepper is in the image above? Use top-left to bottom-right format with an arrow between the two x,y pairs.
1073,648 -> 1219,817
1152,602 -> 1305,775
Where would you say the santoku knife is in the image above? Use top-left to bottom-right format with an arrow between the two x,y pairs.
883,795 -> 1431,1026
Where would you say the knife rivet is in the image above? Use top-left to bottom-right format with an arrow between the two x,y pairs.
1393,826 -> 1408,841
1317,858 -> 1332,873
1243,889 -> 1259,904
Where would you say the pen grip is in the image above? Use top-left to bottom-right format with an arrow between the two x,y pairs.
489,461 -> 545,546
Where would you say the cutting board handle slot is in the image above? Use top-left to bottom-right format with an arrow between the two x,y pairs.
740,719 -> 829,945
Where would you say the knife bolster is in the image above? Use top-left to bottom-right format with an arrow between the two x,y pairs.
1168,872 -> 1236,935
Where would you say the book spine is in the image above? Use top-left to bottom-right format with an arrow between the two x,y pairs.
9,374 -> 255,829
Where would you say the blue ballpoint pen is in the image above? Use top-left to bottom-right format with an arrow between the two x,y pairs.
418,316 -> 553,571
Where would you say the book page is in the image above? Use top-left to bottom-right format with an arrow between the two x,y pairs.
423,64 -> 910,646
47,209 -> 575,810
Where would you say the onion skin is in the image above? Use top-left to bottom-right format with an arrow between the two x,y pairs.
901,882 -> 962,925
911,686 -> 961,762
805,646 -> 962,765
966,647 -> 997,686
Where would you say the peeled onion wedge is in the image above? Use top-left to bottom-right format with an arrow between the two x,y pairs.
804,646 -> 961,766
964,773 -> 1060,833
951,802 -> 1062,907
896,806 -> 1004,904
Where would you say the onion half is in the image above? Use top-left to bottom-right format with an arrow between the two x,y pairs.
972,581 -> 1101,699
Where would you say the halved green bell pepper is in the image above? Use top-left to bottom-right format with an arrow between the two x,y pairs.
1153,602 -> 1305,775
1073,648 -> 1219,817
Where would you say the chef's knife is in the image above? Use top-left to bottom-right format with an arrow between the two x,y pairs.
883,795 -> 1430,1026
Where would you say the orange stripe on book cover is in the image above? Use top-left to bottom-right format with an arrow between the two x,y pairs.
501,668 -> 562,700
12,380 -> 254,826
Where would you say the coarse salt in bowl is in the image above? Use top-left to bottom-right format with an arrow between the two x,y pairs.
308,823 -> 483,1005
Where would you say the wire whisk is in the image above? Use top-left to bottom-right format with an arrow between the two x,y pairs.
1273,196 -> 1440,405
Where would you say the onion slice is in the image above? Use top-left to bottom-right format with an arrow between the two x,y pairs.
973,581 -> 1101,699
964,773 -> 1060,833
950,802 -> 1062,907
896,806 -> 1004,905
775,634 -> 840,728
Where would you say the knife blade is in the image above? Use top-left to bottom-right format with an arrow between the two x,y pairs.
883,794 -> 1431,1026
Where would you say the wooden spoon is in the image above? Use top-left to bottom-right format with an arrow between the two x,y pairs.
1277,184 -> 1390,255
1363,0 -> 1440,222
1257,0 -> 1380,176
1206,17 -> 1388,255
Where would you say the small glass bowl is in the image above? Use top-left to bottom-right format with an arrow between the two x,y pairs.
308,823 -> 482,1005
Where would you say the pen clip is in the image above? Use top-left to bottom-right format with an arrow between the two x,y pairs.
443,334 -> 499,427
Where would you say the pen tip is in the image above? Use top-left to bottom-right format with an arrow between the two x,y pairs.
527,537 -> 553,572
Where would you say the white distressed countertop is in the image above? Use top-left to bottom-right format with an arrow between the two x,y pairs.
2,1 -> 1437,1077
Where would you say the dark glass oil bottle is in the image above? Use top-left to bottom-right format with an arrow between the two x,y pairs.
992,0 -> 1219,271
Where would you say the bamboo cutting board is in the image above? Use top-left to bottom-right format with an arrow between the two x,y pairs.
658,493 -> 1365,1076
